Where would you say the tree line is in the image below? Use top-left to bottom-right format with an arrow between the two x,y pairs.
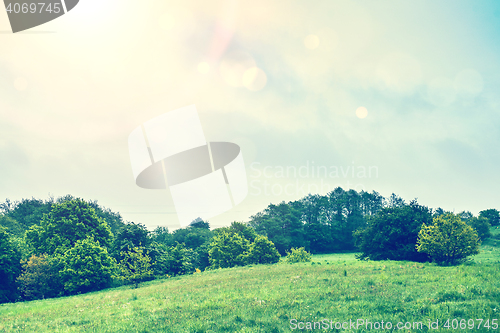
0,190 -> 498,303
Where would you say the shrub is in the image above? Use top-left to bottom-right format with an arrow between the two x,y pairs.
246,235 -> 281,265
152,242 -> 195,277
59,237 -> 117,294
354,201 -> 431,262
284,247 -> 312,263
417,213 -> 480,266
118,246 -> 153,288
209,231 -> 249,268
16,254 -> 62,300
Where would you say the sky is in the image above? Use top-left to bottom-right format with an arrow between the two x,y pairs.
1,0 -> 500,230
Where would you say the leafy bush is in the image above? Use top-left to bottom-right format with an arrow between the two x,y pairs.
59,237 -> 117,294
246,235 -> 281,264
152,242 -> 195,277
354,201 -> 431,262
417,213 -> 480,266
284,247 -> 312,263
118,246 -> 153,288
209,231 -> 249,268
16,254 -> 62,300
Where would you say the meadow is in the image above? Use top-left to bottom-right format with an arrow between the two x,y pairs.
1,231 -> 499,333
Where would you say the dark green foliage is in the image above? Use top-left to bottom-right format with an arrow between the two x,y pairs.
479,209 -> 500,226
152,242 -> 195,276
246,235 -> 280,264
190,219 -> 210,229
194,242 -> 211,271
354,200 -> 431,262
59,237 -> 117,294
209,231 -> 250,268
248,188 -> 385,254
249,202 -> 305,255
0,198 -> 53,236
112,222 -> 150,259
170,225 -> 213,249
118,247 -> 153,288
151,226 -> 171,245
284,247 -> 312,263
25,198 -> 113,256
0,215 -> 23,236
0,227 -> 22,303
16,254 -> 62,300
0,195 -> 126,240
466,217 -> 491,241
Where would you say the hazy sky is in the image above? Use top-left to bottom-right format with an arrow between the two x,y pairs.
1,0 -> 500,230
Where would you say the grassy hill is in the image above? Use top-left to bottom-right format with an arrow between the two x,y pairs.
1,239 -> 499,332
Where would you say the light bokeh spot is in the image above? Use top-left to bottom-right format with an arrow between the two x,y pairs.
304,34 -> 320,50
14,77 -> 28,91
356,106 -> 368,119
242,67 -> 267,91
198,62 -> 210,74
219,51 -> 256,87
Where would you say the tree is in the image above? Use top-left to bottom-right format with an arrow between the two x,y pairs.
246,235 -> 280,264
152,242 -> 195,277
26,198 -> 113,256
16,254 -> 62,300
467,217 -> 491,241
354,200 -> 431,262
118,247 -> 153,288
1,197 -> 53,235
112,222 -> 150,259
479,209 -> 500,226
0,226 -> 21,303
416,213 -> 480,265
0,215 -> 23,236
249,202 -> 305,255
215,221 -> 257,243
59,237 -> 117,294
208,231 -> 249,268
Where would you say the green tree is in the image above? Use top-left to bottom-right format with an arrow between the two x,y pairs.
0,215 -> 23,236
152,242 -> 195,277
16,254 -> 62,300
118,247 -> 153,288
0,226 -> 21,303
112,222 -> 150,260
59,237 -> 117,294
208,231 -> 249,268
26,198 -> 113,255
246,235 -> 280,264
467,217 -> 491,241
354,200 -> 431,262
284,247 -> 312,263
479,209 -> 500,226
416,213 -> 480,266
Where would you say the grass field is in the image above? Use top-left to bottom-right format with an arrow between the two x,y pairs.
1,234 -> 499,332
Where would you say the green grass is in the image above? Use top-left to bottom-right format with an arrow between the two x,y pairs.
1,242 -> 499,332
